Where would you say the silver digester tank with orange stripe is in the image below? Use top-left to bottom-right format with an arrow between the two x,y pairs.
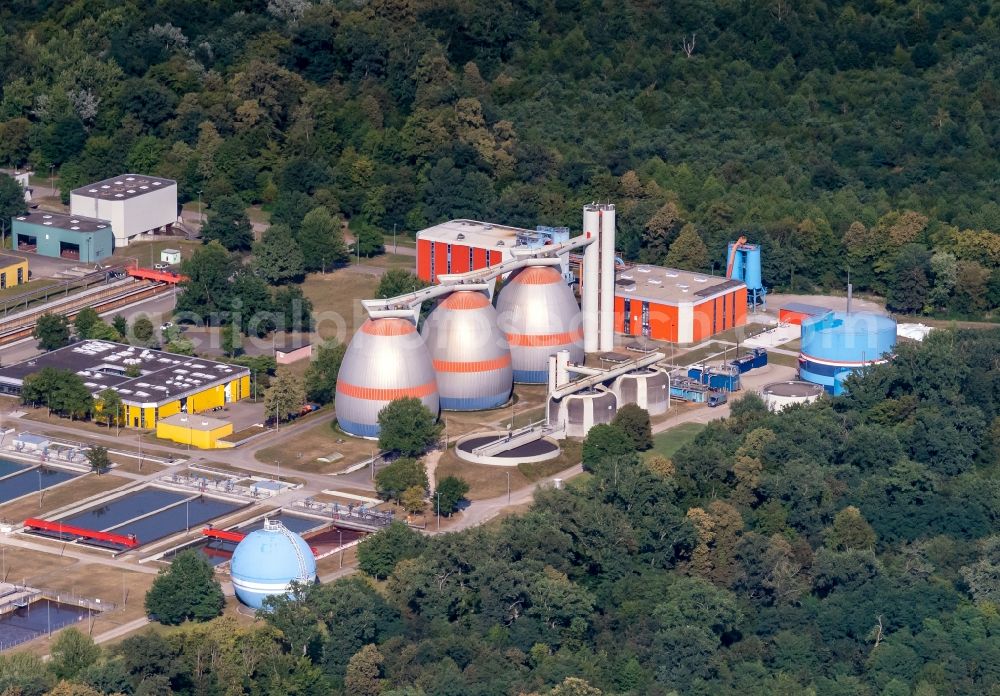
422,290 -> 513,411
496,266 -> 584,383
335,317 -> 439,438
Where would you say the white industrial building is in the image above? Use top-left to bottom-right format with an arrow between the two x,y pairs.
70,174 -> 177,247
1,169 -> 32,202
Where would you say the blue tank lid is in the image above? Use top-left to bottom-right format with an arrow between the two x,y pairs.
231,519 -> 317,586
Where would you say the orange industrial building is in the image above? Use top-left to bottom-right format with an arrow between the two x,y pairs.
416,220 -> 517,282
416,220 -> 748,344
614,266 -> 747,343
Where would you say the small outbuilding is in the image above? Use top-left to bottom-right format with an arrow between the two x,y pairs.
274,337 -> 313,365
160,248 -> 181,265
155,413 -> 234,449
0,254 -> 28,289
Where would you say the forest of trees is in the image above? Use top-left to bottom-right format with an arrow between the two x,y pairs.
3,327 -> 997,695
0,0 -> 997,315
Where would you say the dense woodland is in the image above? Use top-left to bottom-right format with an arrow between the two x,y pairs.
0,0 -> 998,315
2,328 -> 998,695
1,3 -> 1000,694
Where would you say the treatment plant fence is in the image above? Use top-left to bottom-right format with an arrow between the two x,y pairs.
0,588 -> 116,652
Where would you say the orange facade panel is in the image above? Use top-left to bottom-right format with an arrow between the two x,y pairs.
734,288 -> 748,327
473,247 -> 489,271
417,239 -> 432,281
648,302 -> 678,342
433,241 -> 449,280
450,243 -> 471,273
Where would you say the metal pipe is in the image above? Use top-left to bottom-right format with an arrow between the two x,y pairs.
548,351 -> 665,399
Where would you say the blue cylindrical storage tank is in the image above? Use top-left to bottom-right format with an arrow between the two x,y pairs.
743,245 -> 762,289
230,519 -> 317,609
726,243 -> 745,280
799,312 -> 896,395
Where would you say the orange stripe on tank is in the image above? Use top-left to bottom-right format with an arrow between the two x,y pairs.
511,267 -> 561,285
433,354 -> 512,373
361,318 -> 417,336
506,328 -> 584,347
442,291 -> 490,310
336,381 -> 436,400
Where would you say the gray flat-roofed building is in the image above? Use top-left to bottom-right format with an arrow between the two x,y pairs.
0,340 -> 250,429
70,174 -> 177,247
12,210 -> 115,262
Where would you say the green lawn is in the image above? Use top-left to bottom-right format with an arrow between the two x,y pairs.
649,422 -> 705,459
113,239 -> 201,267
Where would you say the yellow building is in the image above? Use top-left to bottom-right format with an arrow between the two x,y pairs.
0,253 -> 28,289
0,340 -> 251,429
156,413 -> 234,449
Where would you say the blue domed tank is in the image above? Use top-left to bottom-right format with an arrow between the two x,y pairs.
230,519 -> 317,609
799,311 -> 896,395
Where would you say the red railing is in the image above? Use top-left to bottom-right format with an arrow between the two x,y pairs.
126,267 -> 188,284
202,528 -> 246,543
23,518 -> 139,548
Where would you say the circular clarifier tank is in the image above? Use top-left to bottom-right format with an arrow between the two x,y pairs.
455,431 -> 560,466
495,266 -> 583,383
230,519 -> 317,609
335,317 -> 439,438
422,290 -> 513,411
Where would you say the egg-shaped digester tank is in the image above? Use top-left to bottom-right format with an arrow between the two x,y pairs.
230,519 -> 317,609
335,317 -> 439,438
422,290 -> 513,410
495,266 -> 584,383
799,311 -> 896,395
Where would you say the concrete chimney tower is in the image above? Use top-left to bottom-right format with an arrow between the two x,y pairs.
582,205 -> 601,353
598,204 -> 616,351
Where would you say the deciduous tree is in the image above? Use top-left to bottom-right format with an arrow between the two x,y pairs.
201,195 -> 253,251
297,206 -> 348,271
357,521 -> 426,580
665,223 -> 709,271
376,397 -> 442,456
611,404 -> 653,451
435,475 -> 469,516
34,313 -> 71,350
252,223 -> 305,284
305,341 -> 345,404
264,372 -> 305,423
144,550 -> 224,625
374,458 -> 427,503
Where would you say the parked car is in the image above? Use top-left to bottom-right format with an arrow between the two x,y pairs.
153,262 -> 169,271
707,391 -> 728,408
